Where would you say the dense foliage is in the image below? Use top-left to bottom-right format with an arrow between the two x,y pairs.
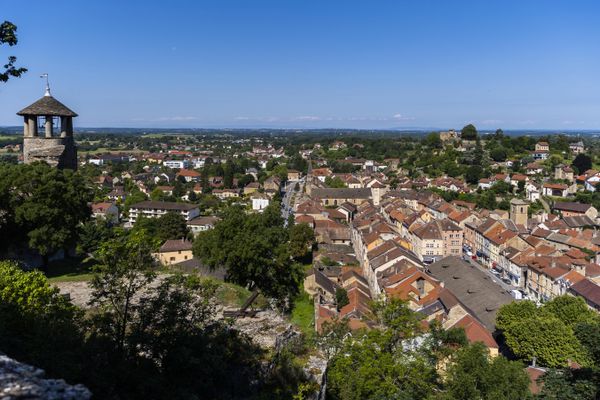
0,163 -> 92,267
193,203 -> 313,307
323,299 -> 530,400
0,232 -> 310,399
497,296 -> 596,368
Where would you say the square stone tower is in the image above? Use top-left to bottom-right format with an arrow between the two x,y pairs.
17,87 -> 78,170
509,198 -> 529,226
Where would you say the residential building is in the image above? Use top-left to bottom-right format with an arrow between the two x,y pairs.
553,202 -> 598,220
569,141 -> 585,155
410,219 -> 463,263
91,202 -> 119,224
155,239 -> 194,266
542,183 -> 568,197
129,201 -> 200,223
163,160 -> 190,169
187,216 -> 220,236
176,169 -> 201,182
311,188 -> 372,206
251,192 -> 270,211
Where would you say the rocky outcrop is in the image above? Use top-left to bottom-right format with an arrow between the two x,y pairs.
0,354 -> 91,399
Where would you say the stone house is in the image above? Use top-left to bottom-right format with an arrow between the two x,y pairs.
155,239 -> 194,266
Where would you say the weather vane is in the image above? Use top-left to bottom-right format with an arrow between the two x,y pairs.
40,73 -> 51,96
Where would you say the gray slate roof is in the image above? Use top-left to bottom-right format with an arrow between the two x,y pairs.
312,188 -> 372,199
427,256 -> 513,331
17,95 -> 78,117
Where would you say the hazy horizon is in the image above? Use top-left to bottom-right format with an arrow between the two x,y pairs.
1,1 -> 600,129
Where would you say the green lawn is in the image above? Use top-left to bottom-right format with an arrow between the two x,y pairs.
214,280 -> 269,308
46,258 -> 96,282
291,287 -> 315,337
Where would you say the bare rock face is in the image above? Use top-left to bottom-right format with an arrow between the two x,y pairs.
0,354 -> 91,399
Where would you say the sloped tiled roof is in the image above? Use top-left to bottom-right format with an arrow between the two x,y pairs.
17,95 -> 78,117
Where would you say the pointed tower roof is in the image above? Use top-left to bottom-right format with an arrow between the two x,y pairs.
17,95 -> 78,117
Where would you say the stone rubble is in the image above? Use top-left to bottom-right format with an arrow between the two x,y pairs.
0,354 -> 91,400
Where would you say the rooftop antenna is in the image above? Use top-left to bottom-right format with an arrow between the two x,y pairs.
40,73 -> 51,97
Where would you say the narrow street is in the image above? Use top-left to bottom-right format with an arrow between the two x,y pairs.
281,177 -> 304,223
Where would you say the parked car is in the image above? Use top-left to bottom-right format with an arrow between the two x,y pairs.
510,289 -> 523,300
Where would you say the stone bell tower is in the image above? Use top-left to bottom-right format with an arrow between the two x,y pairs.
17,77 -> 78,169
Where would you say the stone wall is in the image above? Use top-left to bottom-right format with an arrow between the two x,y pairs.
23,136 -> 77,170
0,354 -> 91,399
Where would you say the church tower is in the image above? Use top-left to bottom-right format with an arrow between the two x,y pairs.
509,198 -> 529,226
17,78 -> 78,169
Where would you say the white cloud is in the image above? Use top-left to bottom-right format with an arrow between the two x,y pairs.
156,116 -> 198,122
392,113 -> 415,121
294,115 -> 321,121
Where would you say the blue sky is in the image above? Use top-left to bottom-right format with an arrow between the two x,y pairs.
1,1 -> 599,129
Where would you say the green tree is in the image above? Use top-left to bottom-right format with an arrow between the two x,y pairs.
156,211 -> 189,241
325,176 -> 346,188
574,321 -> 600,367
288,222 -> 315,260
1,163 -> 92,268
490,147 -> 507,162
504,315 -> 590,367
326,300 -> 435,400
442,342 -> 531,400
237,173 -> 255,188
543,296 -> 597,328
538,368 -> 600,400
89,230 -> 159,355
461,124 -> 478,141
0,261 -> 84,381
193,204 -> 305,307
123,186 -> 148,210
335,287 -> 349,311
572,153 -> 592,174
465,165 -> 483,184
150,187 -> 166,201
424,132 -> 442,148
496,300 -> 538,332
224,159 -> 234,188
0,21 -> 27,82
77,219 -> 115,256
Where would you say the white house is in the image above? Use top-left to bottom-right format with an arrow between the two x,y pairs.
251,193 -> 270,212
187,216 -> 220,236
129,201 -> 200,223
163,160 -> 190,169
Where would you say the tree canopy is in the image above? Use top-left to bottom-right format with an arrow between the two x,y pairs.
496,296 -> 597,368
0,21 -> 27,82
460,124 -> 478,141
0,163 -> 92,267
324,299 -> 530,400
193,203 -> 309,307
572,153 -> 592,174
